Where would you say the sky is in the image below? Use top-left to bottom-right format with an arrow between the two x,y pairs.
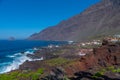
0,0 -> 100,39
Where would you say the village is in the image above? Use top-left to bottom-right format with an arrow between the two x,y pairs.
76,35 -> 120,57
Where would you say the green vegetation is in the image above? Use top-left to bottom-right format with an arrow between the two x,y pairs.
107,66 -> 120,73
100,66 -> 120,73
0,68 -> 44,80
112,68 -> 120,73
106,66 -> 115,71
92,66 -> 120,79
45,57 -> 70,66
80,44 -> 100,49
92,69 -> 105,78
92,72 -> 103,78
0,71 -> 19,80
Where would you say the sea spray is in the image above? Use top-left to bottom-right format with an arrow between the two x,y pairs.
0,40 -> 67,74
0,49 -> 43,74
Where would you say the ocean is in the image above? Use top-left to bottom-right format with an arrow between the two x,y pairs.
0,40 -> 67,74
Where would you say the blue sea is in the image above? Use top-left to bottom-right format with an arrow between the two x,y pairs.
0,40 -> 67,74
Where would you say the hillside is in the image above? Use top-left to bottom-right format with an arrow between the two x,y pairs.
28,0 -> 120,41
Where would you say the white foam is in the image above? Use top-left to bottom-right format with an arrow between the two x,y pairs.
33,48 -> 38,50
24,49 -> 34,54
0,54 -> 32,74
14,53 -> 21,56
0,49 -> 43,74
6,53 -> 22,58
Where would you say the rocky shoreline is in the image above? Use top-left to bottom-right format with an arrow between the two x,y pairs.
20,39 -> 120,80
0,39 -> 120,80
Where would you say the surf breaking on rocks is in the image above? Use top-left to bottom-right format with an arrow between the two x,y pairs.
0,49 -> 43,74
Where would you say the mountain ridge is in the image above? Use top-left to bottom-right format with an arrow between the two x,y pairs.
28,0 -> 120,41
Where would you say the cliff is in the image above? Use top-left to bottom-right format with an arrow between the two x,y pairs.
29,0 -> 120,41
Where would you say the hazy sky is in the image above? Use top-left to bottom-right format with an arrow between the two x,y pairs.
0,0 -> 100,39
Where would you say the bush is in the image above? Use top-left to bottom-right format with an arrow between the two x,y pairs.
92,71 -> 104,79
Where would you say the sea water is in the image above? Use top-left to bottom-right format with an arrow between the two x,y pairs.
0,40 -> 67,74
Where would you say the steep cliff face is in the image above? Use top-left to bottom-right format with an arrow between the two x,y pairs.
29,0 -> 120,41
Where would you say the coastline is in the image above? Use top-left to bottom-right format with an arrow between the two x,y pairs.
0,39 -> 120,80
0,40 -> 68,74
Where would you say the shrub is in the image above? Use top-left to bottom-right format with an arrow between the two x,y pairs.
92,71 -> 104,79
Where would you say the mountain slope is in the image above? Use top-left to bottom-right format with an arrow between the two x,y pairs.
29,0 -> 120,41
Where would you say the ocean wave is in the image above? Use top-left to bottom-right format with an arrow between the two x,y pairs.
0,49 -> 42,74
6,53 -> 22,58
0,54 -> 32,74
6,49 -> 34,58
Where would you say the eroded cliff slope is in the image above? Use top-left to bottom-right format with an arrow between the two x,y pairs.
29,0 -> 120,41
